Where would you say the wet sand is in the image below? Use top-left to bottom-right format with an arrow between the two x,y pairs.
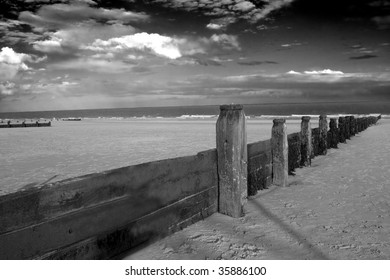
123,119 -> 390,260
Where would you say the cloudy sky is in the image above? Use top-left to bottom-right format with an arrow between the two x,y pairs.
0,0 -> 389,112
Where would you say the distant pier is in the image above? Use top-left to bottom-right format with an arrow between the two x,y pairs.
0,120 -> 51,128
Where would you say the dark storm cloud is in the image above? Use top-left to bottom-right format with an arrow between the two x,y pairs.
18,2 -> 149,30
349,54 -> 378,60
238,60 -> 278,66
147,0 -> 296,28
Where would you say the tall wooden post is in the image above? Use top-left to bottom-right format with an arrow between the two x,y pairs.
216,104 -> 247,218
300,116 -> 312,167
338,117 -> 346,143
345,116 -> 351,140
272,119 -> 288,187
318,115 -> 328,155
350,116 -> 355,136
329,118 -> 338,148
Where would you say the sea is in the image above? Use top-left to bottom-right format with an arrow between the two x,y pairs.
0,102 -> 387,194
0,101 -> 388,120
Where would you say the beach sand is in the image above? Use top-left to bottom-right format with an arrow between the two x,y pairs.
0,118 -> 309,195
122,119 -> 390,260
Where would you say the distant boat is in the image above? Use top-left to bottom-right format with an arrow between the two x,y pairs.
62,117 -> 82,121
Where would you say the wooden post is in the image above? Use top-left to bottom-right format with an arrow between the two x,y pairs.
300,116 -> 312,167
329,118 -> 338,148
338,117 -> 346,143
318,115 -> 328,155
357,118 -> 362,133
350,116 -> 355,136
272,119 -> 288,187
216,104 -> 247,218
345,116 -> 351,139
354,117 -> 358,134
348,116 -> 353,137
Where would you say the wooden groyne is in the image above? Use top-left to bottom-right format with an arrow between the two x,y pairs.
0,120 -> 51,128
0,106 -> 381,260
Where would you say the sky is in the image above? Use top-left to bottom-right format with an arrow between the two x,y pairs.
0,0 -> 389,112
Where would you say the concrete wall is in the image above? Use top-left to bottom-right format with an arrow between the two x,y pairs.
247,139 -> 272,195
0,149 -> 218,259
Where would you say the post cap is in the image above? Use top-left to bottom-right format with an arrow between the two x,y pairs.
273,118 -> 286,124
301,116 -> 311,121
319,114 -> 327,119
220,104 -> 243,111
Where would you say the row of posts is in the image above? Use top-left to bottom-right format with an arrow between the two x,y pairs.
216,104 -> 380,218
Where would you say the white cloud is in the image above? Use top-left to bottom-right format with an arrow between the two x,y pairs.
19,3 -> 149,30
251,0 -> 295,22
207,17 -> 237,30
233,1 -> 255,12
50,57 -> 136,73
287,70 -> 301,75
206,23 -> 223,30
83,32 -> 241,61
209,34 -> 240,50
281,42 -> 302,48
303,69 -> 345,75
0,81 -> 16,96
33,37 -> 63,53
31,21 -> 137,54
84,32 -> 183,59
0,47 -> 31,81
285,69 -> 346,82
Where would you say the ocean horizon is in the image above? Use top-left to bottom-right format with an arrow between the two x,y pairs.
0,101 -> 388,120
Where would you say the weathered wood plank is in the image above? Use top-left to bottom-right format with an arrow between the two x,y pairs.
0,149 -> 217,234
0,186 -> 218,260
287,132 -> 301,174
247,139 -> 271,158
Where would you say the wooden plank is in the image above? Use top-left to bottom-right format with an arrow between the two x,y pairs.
0,186 -> 217,260
248,151 -> 272,196
247,139 -> 271,158
288,133 -> 301,174
0,149 -> 217,234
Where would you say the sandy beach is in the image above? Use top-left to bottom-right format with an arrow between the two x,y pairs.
122,119 -> 390,260
0,118 -> 310,195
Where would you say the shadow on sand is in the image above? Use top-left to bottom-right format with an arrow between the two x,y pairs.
249,199 -> 329,259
